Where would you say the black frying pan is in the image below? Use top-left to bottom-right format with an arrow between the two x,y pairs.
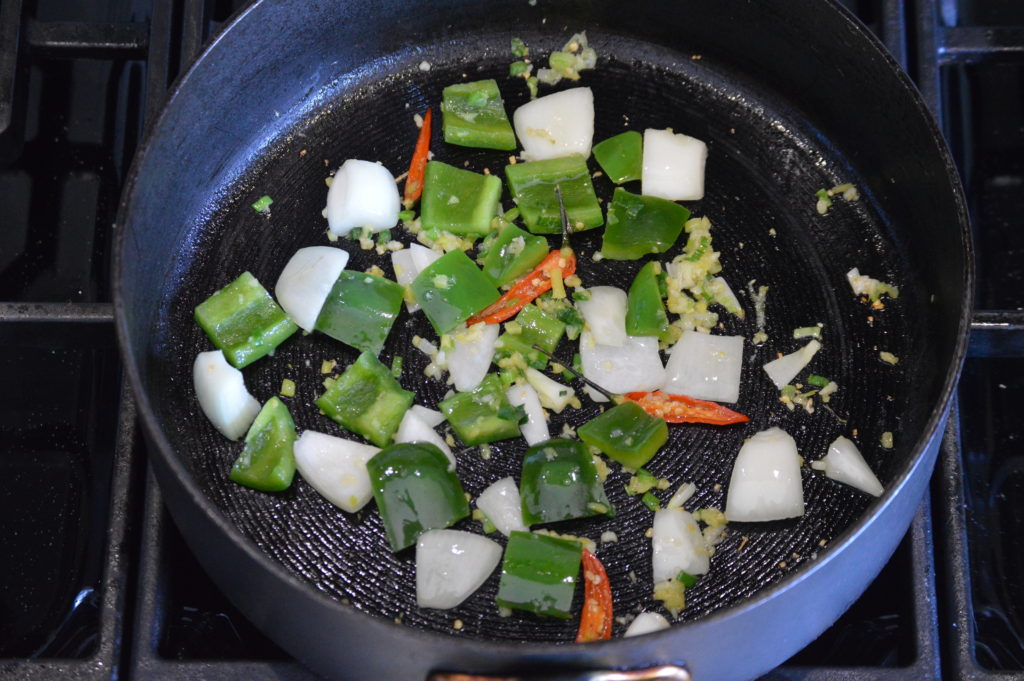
113,1 -> 972,679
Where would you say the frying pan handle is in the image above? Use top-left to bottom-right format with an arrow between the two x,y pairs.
430,664 -> 691,681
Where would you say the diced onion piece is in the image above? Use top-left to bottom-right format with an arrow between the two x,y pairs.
410,404 -> 445,428
642,128 -> 707,201
811,435 -> 884,497
577,286 -> 628,347
652,508 -> 710,584
325,159 -> 401,237
392,244 -> 442,312
624,612 -> 671,638
580,330 -> 665,395
666,482 -> 697,510
708,276 -> 744,317
416,529 -> 502,609
448,323 -> 499,392
506,383 -> 548,445
476,476 -> 528,536
513,87 -> 594,161
524,368 -> 575,413
395,408 -> 456,469
763,339 -> 822,389
192,350 -> 260,440
275,246 -> 350,332
663,331 -> 744,404
293,430 -> 379,512
725,427 -> 805,522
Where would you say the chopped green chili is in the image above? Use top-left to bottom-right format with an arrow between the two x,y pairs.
251,195 -> 273,212
641,491 -> 661,512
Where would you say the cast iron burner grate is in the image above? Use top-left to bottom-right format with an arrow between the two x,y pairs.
0,0 -> 1020,679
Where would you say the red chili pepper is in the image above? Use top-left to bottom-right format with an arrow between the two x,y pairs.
465,249 -> 577,326
576,549 -> 613,643
403,108 -> 432,206
622,391 -> 749,425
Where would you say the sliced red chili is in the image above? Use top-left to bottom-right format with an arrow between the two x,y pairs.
622,391 -> 749,425
403,108 -> 432,206
576,549 -> 613,643
465,248 -> 576,326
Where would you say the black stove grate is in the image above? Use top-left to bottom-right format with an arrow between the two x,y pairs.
0,0 -> 1020,679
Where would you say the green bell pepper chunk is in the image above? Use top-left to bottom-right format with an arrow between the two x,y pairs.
578,401 -> 668,470
496,530 -> 582,618
601,187 -> 691,260
366,442 -> 470,551
411,250 -> 500,335
495,303 -> 566,370
194,271 -> 298,368
230,396 -> 297,492
421,161 -> 503,236
626,261 -> 671,341
314,270 -> 405,355
441,79 -> 516,151
316,351 -> 414,447
481,221 -> 550,286
592,131 -> 642,184
439,374 -> 525,445
520,438 -> 614,525
504,155 -> 603,234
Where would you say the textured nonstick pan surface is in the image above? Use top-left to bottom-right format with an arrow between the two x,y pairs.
115,0 -> 970,671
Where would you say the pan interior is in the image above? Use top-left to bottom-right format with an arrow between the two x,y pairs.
147,30 -> 921,642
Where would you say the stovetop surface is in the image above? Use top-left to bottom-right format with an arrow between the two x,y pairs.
0,0 -> 1021,679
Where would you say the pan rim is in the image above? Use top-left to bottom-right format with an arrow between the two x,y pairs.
112,0 -> 974,665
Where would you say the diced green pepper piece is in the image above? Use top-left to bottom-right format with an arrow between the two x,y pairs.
366,442 -> 470,551
411,250 -> 500,335
495,303 -> 566,370
251,195 -> 273,212
535,293 -> 584,341
439,374 -> 525,445
592,131 -> 642,184
626,261 -> 671,341
314,270 -> 404,355
421,161 -> 503,236
520,438 -> 614,525
579,401 -> 668,470
505,155 -> 603,234
496,531 -> 582,618
316,351 -> 414,447
676,570 -> 700,588
641,491 -> 661,511
194,271 -> 298,368
601,187 -> 690,260
230,397 -> 297,492
481,221 -> 550,286
441,79 -> 516,151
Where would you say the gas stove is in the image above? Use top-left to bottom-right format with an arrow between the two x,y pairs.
0,0 -> 1021,679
